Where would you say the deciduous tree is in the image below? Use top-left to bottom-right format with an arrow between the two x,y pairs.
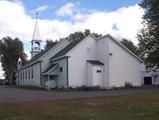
138,0 -> 159,68
0,37 -> 26,85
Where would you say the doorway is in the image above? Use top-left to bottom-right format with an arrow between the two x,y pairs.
144,77 -> 152,85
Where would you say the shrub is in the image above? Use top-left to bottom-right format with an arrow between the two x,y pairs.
124,82 -> 133,88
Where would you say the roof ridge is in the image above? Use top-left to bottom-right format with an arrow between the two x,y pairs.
98,34 -> 143,62
50,35 -> 93,60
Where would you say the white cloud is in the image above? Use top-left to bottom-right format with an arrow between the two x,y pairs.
34,5 -> 48,13
73,5 -> 144,44
25,50 -> 31,60
0,1 -> 144,45
0,0 -> 34,41
0,1 -> 144,73
56,2 -> 74,16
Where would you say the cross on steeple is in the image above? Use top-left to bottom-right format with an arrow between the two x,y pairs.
36,12 -> 38,19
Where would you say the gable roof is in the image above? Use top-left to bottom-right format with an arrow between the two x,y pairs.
21,47 -> 52,69
97,34 -> 143,63
21,38 -> 71,69
50,34 -> 98,61
50,37 -> 83,60
43,64 -> 58,74
87,60 -> 104,65
50,34 -> 142,63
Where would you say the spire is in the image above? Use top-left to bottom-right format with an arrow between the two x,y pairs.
32,13 -> 41,41
31,13 -> 42,58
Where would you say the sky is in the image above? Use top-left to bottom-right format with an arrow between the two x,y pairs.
0,0 -> 144,78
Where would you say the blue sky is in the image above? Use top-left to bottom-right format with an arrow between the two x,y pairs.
23,0 -> 142,50
0,0 -> 144,77
23,0 -> 142,19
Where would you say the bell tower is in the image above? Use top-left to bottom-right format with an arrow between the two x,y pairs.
31,13 -> 42,58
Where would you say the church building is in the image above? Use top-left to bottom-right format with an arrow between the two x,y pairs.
16,17 -> 144,89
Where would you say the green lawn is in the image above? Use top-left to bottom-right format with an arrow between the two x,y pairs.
0,91 -> 159,120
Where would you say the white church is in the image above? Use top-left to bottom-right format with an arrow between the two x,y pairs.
16,18 -> 159,89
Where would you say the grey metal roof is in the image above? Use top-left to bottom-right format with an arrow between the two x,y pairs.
50,38 -> 82,60
87,60 -> 104,65
22,47 -> 52,69
43,64 -> 58,74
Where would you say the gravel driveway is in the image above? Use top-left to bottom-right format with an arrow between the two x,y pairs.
0,86 -> 158,103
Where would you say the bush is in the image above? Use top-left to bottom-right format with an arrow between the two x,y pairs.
124,82 -> 133,88
111,82 -> 137,90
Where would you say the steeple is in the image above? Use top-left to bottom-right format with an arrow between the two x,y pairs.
31,13 -> 42,58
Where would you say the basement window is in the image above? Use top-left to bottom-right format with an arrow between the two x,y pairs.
97,70 -> 102,73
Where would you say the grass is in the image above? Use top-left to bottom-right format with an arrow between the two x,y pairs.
0,91 -> 159,120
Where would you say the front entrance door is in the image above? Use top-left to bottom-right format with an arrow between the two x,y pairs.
93,66 -> 103,86
144,77 -> 152,85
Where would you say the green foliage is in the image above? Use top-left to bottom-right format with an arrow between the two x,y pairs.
45,39 -> 59,50
0,37 -> 27,85
44,29 -> 102,49
124,82 -> 133,88
138,0 -> 159,68
121,39 -> 139,55
66,29 -> 102,42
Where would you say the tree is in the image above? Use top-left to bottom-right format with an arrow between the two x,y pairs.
138,0 -> 159,68
45,39 -> 59,50
45,29 -> 102,49
0,37 -> 27,85
121,39 -> 139,55
67,29 -> 102,41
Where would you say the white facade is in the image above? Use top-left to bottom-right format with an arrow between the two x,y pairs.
17,62 -> 41,86
17,39 -> 70,87
17,34 -> 143,89
66,36 -> 98,87
65,35 -> 142,88
108,37 -> 141,87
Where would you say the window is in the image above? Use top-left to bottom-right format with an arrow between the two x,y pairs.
49,75 -> 54,80
25,70 -> 27,79
20,72 -> 22,80
31,68 -> 34,79
97,70 -> 102,73
28,68 -> 30,79
60,67 -> 63,72
23,71 -> 24,80
18,61 -> 21,66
